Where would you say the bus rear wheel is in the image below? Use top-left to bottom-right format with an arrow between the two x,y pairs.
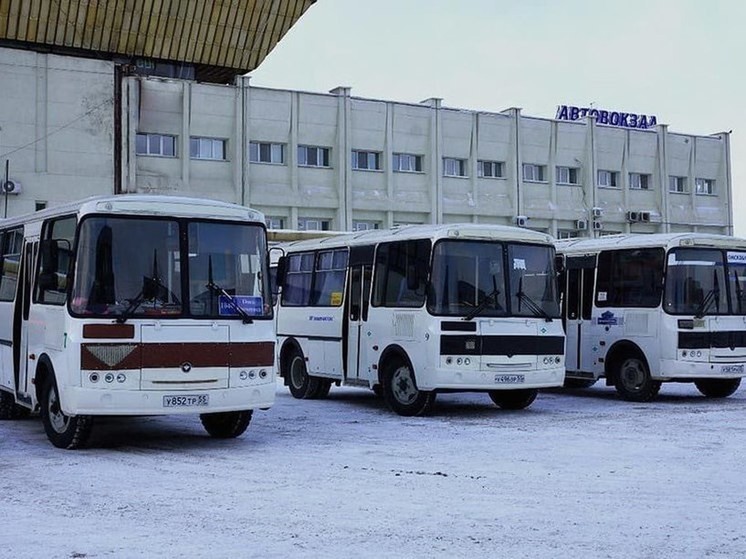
40,377 -> 93,450
0,390 -> 31,420
285,348 -> 321,399
613,355 -> 660,402
488,389 -> 538,410
200,410 -> 253,438
381,360 -> 435,416
694,378 -> 741,398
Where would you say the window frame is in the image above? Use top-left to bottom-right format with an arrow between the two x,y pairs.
522,163 -> 546,183
298,145 -> 331,168
477,160 -> 505,179
668,175 -> 688,194
189,137 -> 227,161
597,169 -> 619,188
556,166 -> 580,186
249,141 -> 286,165
629,172 -> 651,190
351,150 -> 382,171
392,153 -> 423,173
695,177 -> 716,196
136,133 -> 177,158
443,157 -> 467,178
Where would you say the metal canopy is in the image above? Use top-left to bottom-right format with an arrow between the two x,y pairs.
0,0 -> 315,82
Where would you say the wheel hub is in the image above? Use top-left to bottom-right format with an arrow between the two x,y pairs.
621,360 -> 644,390
392,366 -> 417,404
48,388 -> 70,434
290,357 -> 305,389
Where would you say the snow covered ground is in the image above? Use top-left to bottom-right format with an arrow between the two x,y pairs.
2,381 -> 746,559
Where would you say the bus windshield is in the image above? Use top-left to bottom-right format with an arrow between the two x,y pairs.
427,240 -> 559,319
71,217 -> 270,319
664,248 -> 746,315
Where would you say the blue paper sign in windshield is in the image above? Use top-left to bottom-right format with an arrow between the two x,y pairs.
219,295 -> 263,316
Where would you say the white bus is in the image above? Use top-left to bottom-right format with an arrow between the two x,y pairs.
274,224 -> 565,416
557,233 -> 746,401
0,195 -> 275,448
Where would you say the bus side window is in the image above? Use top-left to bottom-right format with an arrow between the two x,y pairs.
36,216 -> 77,306
0,228 -> 23,302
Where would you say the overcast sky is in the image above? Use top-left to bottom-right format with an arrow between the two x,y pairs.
250,0 -> 745,235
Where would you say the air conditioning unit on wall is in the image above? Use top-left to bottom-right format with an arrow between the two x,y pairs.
515,215 -> 528,227
592,221 -> 603,231
575,219 -> 588,230
626,211 -> 640,222
591,207 -> 603,218
2,180 -> 22,195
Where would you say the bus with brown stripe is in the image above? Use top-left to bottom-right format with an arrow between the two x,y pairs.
0,195 -> 275,448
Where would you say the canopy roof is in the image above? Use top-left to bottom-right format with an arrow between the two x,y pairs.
0,0 -> 315,82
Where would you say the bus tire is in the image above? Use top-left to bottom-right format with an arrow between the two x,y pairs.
313,379 -> 333,399
563,378 -> 597,389
0,390 -> 31,420
40,376 -> 93,450
488,389 -> 538,410
381,359 -> 436,416
285,348 -> 320,399
694,378 -> 741,398
200,410 -> 253,438
613,354 -> 660,402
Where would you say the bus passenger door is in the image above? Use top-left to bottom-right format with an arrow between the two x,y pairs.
564,256 -> 595,373
13,241 -> 37,400
345,246 -> 374,381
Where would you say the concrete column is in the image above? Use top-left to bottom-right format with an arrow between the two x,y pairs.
469,112 -> 478,223
719,131 -> 733,235
656,124 -> 670,233
181,81 -> 191,187
385,102 -> 394,228
421,97 -> 442,224
549,119 -> 557,236
330,86 -> 351,230
290,90 -> 299,215
238,75 -> 251,207
622,129 -> 630,233
126,77 -> 139,193
34,52 -> 48,173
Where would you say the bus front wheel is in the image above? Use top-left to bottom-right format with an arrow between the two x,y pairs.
40,377 -> 93,450
694,378 -> 741,398
488,389 -> 538,410
613,355 -> 660,402
200,410 -> 253,438
285,348 -> 321,399
381,360 -> 436,416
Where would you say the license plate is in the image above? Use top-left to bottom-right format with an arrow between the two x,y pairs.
721,364 -> 745,375
163,394 -> 209,408
494,374 -> 525,384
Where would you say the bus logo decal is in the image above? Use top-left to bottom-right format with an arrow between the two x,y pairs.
181,362 -> 193,373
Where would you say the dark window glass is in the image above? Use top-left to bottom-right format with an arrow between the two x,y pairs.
372,239 -> 431,307
0,228 -> 24,302
37,216 -> 77,305
312,249 -> 348,306
596,248 -> 664,308
282,252 -> 314,306
664,248 -> 728,315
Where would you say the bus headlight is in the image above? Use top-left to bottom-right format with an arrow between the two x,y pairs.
104,373 -> 115,383
116,373 -> 126,383
89,373 -> 99,383
239,370 -> 248,381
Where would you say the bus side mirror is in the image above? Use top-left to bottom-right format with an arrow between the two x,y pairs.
555,255 -> 565,274
276,256 -> 288,288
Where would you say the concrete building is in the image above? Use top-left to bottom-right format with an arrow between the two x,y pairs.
0,43 -> 733,237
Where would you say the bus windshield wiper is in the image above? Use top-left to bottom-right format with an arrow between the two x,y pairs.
516,277 -> 553,322
694,288 -> 720,318
463,288 -> 501,321
206,281 -> 254,324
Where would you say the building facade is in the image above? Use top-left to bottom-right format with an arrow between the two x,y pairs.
1,46 -> 733,236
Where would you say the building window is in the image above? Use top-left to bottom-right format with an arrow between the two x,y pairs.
695,178 -> 715,195
557,230 -> 580,239
522,163 -> 546,182
443,157 -> 467,177
556,166 -> 579,185
265,216 -> 285,229
629,173 -> 651,190
478,160 -> 504,178
393,153 -> 422,173
249,142 -> 285,164
136,133 -> 176,157
298,145 -> 331,168
669,176 -> 687,193
598,170 -> 619,188
35,201 -> 47,212
190,137 -> 226,160
353,220 -> 380,231
599,230 -> 622,237
352,150 -> 381,171
298,218 -> 331,231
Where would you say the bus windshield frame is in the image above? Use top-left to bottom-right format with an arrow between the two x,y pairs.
427,239 -> 560,319
664,247 -> 746,316
68,214 -> 272,320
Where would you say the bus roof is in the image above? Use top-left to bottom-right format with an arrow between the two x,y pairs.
0,194 -> 265,229
277,223 -> 554,253
556,232 -> 746,255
